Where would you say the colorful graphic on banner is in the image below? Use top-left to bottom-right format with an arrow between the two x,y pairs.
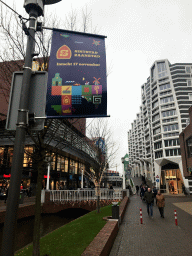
46,30 -> 107,118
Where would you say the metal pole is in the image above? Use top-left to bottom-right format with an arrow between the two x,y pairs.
81,169 -> 84,188
46,163 -> 50,190
1,8 -> 38,256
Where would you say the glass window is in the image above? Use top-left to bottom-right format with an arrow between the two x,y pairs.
187,137 -> 192,157
51,155 -> 56,170
65,158 -> 68,172
152,87 -> 158,95
160,96 -> 174,104
162,109 -> 176,117
187,80 -> 192,86
23,146 -> 33,168
152,114 -> 160,122
186,66 -> 191,73
154,127 -> 161,135
159,83 -> 171,91
163,124 -> 178,132
60,156 -> 65,172
152,100 -> 159,108
57,156 -> 61,171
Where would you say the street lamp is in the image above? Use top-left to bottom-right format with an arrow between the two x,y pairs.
1,1 -> 62,255
121,157 -> 126,190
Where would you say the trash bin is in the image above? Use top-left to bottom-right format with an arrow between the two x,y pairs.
19,192 -> 24,204
112,202 -> 119,219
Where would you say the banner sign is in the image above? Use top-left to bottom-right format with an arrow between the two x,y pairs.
46,29 -> 107,118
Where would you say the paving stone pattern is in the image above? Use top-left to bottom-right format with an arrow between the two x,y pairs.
110,177 -> 192,256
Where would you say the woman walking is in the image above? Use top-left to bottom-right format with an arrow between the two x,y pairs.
156,190 -> 165,218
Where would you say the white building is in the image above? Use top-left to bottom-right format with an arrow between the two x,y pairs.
128,59 -> 192,194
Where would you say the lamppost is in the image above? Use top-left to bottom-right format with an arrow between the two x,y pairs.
1,1 -> 61,255
121,157 -> 126,190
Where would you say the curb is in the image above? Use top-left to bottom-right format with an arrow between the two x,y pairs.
81,196 -> 129,256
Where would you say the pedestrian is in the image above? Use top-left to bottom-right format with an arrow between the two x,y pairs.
136,185 -> 139,195
4,187 -> 9,203
156,190 -> 165,218
152,186 -> 157,204
140,186 -> 145,201
144,187 -> 154,218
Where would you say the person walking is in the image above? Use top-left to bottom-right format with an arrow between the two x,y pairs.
136,185 -> 139,195
4,186 -> 9,203
156,190 -> 165,218
152,186 -> 157,204
144,187 -> 154,218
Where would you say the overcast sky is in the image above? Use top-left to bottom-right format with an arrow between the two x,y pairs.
2,0 -> 192,173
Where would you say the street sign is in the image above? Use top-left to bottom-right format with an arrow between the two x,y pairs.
156,175 -> 159,179
156,179 -> 159,182
6,71 -> 48,131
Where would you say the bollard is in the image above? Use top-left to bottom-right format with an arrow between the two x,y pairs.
140,208 -> 143,224
174,210 -> 178,226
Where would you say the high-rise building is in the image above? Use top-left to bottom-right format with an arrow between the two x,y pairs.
128,59 -> 192,194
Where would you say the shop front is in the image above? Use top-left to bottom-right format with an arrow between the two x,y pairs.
160,163 -> 184,194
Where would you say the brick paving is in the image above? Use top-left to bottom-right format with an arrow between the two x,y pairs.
110,177 -> 192,256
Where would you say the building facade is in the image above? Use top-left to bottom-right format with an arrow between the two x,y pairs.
128,59 -> 192,194
179,106 -> 192,193
0,59 -> 100,193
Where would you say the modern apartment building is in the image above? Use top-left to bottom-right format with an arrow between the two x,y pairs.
128,59 -> 192,194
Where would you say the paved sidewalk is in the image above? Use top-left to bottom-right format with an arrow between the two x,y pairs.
110,177 -> 192,256
0,196 -> 36,212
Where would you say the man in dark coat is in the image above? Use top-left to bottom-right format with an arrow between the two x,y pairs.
144,187 -> 154,218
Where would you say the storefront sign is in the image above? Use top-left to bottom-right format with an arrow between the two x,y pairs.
3,174 -> 11,178
46,29 -> 107,118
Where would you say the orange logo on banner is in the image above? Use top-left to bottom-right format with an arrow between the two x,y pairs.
62,96 -> 71,105
57,45 -> 72,59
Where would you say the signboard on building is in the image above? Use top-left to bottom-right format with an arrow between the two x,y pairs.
46,29 -> 107,118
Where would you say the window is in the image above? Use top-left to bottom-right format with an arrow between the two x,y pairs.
165,148 -> 181,157
152,113 -> 160,122
157,62 -> 167,78
162,117 -> 177,123
160,96 -> 174,104
187,80 -> 192,86
164,139 -> 180,147
162,109 -> 176,118
154,135 -> 162,141
23,146 -> 33,168
189,94 -> 192,101
154,141 -> 162,149
154,127 -> 161,135
152,100 -> 159,108
159,83 -> 171,91
152,87 -> 158,95
186,66 -> 191,73
161,103 -> 175,110
163,124 -> 179,132
155,150 -> 163,159
163,132 -> 179,138
187,137 -> 192,157
160,90 -> 172,97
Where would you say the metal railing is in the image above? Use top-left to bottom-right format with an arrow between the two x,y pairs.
49,189 -> 126,202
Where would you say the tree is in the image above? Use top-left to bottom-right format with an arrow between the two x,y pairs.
86,118 -> 119,213
0,2 -> 105,255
